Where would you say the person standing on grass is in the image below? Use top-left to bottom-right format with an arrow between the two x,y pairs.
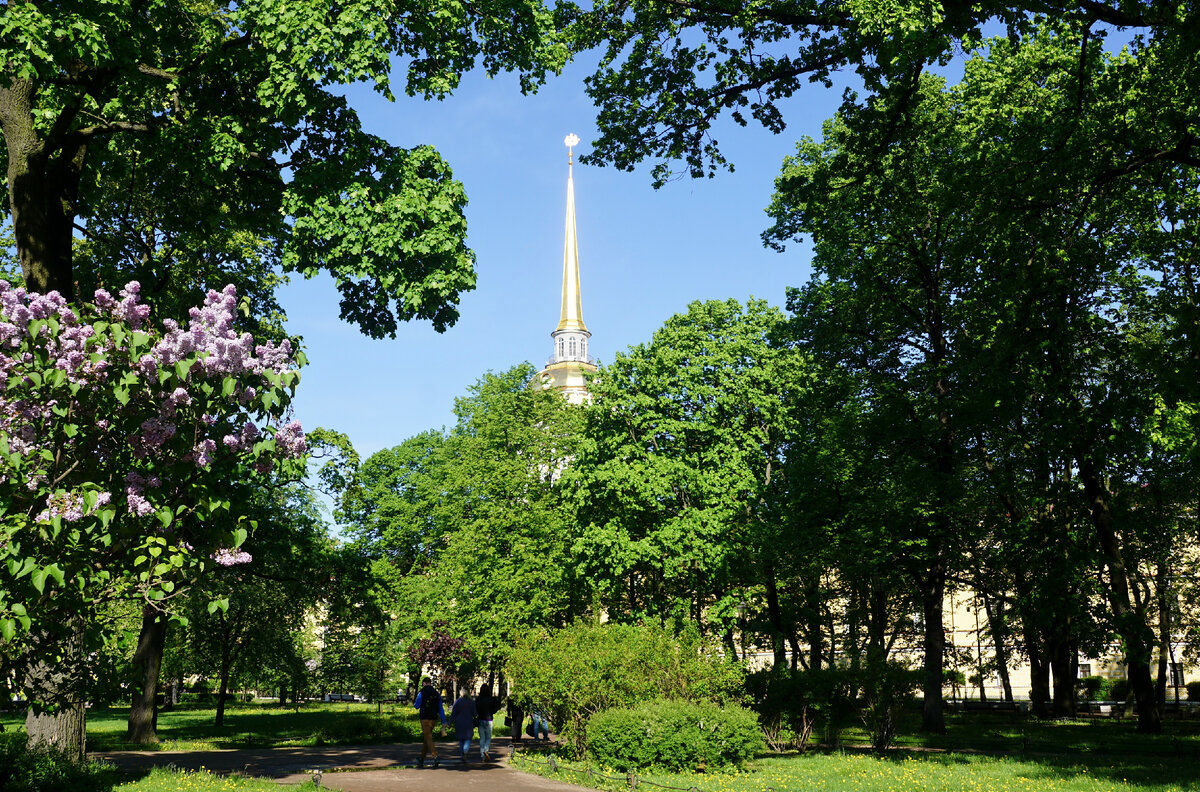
506,697 -> 525,745
450,689 -> 478,762
414,677 -> 446,768
475,683 -> 502,761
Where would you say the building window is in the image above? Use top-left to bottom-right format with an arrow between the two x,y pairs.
557,339 -> 563,357
569,339 -> 576,356
1078,663 -> 1091,678
1170,663 -> 1185,688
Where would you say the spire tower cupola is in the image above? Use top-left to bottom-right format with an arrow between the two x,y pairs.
538,133 -> 598,404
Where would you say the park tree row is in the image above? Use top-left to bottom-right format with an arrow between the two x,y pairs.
2,0 -> 1196,761
340,23 -> 1200,737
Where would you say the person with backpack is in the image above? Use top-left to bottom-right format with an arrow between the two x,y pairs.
413,677 -> 446,768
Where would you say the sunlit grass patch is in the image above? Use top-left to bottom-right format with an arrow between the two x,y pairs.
114,766 -> 318,791
513,750 -> 1200,792
0,701 -> 423,751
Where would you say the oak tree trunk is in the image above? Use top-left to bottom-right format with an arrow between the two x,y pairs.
23,626 -> 87,762
127,606 -> 169,743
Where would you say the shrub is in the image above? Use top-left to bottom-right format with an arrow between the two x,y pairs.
1109,678 -> 1132,702
0,733 -> 119,792
585,699 -> 764,772
745,665 -> 855,751
1078,676 -> 1106,701
1186,681 -> 1200,701
860,660 -> 922,751
507,622 -> 743,756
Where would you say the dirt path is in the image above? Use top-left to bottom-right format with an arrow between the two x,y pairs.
94,737 -> 587,791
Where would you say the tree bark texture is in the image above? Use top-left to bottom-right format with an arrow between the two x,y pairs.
127,606 -> 169,743
981,593 -> 1014,702
762,562 -> 788,667
920,566 -> 947,734
1049,635 -> 1078,717
23,626 -> 87,761
0,78 -> 80,299
1078,458 -> 1161,733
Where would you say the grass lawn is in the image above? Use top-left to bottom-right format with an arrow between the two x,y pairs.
845,710 -> 1200,757
111,767 -> 318,792
513,750 -> 1200,792
512,710 -> 1200,792
1,700 -> 423,751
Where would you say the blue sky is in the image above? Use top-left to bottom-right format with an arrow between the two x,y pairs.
275,56 -> 847,476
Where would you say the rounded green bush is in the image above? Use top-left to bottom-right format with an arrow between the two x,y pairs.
0,733 -> 118,792
585,699 -> 764,772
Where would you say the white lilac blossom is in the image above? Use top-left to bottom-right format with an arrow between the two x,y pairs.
212,548 -> 253,566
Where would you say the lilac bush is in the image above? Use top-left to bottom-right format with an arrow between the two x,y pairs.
0,282 -> 306,645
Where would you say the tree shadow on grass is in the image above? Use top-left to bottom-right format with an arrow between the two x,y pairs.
87,703 -> 422,751
873,746 -> 1200,789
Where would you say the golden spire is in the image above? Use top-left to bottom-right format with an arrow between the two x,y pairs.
557,133 -> 587,333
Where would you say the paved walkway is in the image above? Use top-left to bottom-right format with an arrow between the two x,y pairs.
94,738 -> 586,792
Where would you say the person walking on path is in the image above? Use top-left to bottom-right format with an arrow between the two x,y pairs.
530,708 -> 550,741
475,683 -> 502,761
450,690 -> 478,762
414,677 -> 446,768
506,698 -> 525,745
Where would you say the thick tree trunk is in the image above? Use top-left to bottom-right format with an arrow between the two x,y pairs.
23,627 -> 87,762
1026,634 -> 1051,718
0,78 -> 79,299
805,579 -> 824,671
1155,561 -> 1170,717
1078,459 -> 1161,733
920,566 -> 947,734
981,593 -> 1014,702
127,606 -> 169,744
215,673 -> 229,727
215,613 -> 232,727
762,562 -> 788,667
1049,635 -> 1077,717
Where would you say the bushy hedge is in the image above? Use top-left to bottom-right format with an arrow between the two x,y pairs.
585,699 -> 764,772
1078,676 -> 1107,701
1187,681 -> 1200,701
0,733 -> 119,792
507,622 -> 744,756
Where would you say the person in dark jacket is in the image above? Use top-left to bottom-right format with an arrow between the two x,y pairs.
475,683 -> 503,760
450,690 -> 478,762
506,697 -> 525,744
413,677 -> 446,768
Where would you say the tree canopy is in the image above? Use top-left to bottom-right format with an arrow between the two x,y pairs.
564,1 -> 1199,186
0,0 -> 565,334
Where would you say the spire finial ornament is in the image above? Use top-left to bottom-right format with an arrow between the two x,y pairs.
565,133 -> 580,164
